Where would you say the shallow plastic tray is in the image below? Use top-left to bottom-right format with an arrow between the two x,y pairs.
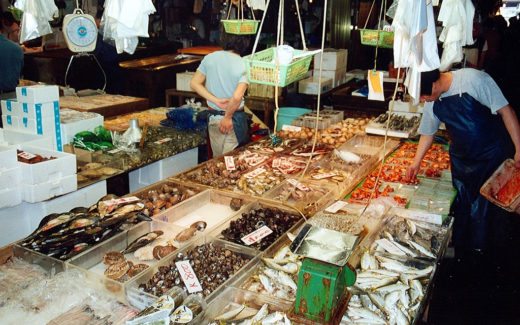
480,159 -> 520,212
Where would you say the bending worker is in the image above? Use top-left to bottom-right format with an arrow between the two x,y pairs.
190,33 -> 250,157
406,68 -> 520,257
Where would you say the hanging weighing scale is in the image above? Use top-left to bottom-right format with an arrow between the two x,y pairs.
62,5 -> 106,92
288,224 -> 359,324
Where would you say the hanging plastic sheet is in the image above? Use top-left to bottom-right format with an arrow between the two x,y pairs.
246,0 -> 267,11
101,0 -> 156,55
14,0 -> 58,43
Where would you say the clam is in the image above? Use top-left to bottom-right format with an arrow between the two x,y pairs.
175,227 -> 197,242
190,220 -> 207,232
103,251 -> 125,265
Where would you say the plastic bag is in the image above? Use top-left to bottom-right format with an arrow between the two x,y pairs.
15,0 -> 57,43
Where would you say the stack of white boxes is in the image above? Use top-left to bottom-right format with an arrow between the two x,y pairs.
1,85 -> 63,151
0,145 -> 22,208
312,48 -> 349,87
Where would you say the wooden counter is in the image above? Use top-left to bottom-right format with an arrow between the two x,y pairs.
59,94 -> 149,118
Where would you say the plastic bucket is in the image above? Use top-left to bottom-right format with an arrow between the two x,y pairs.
276,107 -> 311,131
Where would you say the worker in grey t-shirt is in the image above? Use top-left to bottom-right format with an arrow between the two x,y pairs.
406,68 -> 520,256
190,33 -> 250,157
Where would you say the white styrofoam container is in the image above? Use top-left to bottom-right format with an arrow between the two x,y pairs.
0,186 -> 22,209
22,173 -> 77,203
2,114 -> 18,129
17,115 -> 63,151
16,144 -> 76,184
298,76 -> 333,95
389,100 -> 424,113
176,71 -> 195,92
18,101 -> 60,118
313,66 -> 347,87
1,99 -> 19,116
0,145 -> 17,169
16,85 -> 59,103
0,166 -> 21,189
0,128 -> 53,149
60,114 -> 104,144
313,48 -> 348,70
129,147 -> 198,192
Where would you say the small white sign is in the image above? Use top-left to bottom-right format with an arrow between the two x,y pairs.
394,208 -> 443,225
282,125 -> 302,132
224,156 -> 236,171
272,158 -> 281,168
154,137 -> 172,144
175,260 -> 203,293
245,167 -> 266,179
325,200 -> 348,213
103,196 -> 140,206
287,178 -> 310,191
108,148 -> 122,154
241,225 -> 273,245
17,151 -> 37,160
312,172 -> 338,180
376,238 -> 406,256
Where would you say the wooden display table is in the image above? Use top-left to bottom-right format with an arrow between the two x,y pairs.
60,94 -> 149,118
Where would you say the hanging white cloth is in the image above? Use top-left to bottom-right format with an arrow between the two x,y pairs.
392,0 -> 440,103
438,0 -> 474,71
247,0 -> 267,11
14,0 -> 58,43
101,0 -> 156,55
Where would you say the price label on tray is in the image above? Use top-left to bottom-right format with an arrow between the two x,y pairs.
287,178 -> 310,191
375,238 -> 407,256
103,196 -> 140,206
397,209 -> 443,225
17,151 -> 37,160
282,125 -> 301,132
175,260 -> 203,293
224,156 -> 236,171
325,200 -> 348,213
241,225 -> 273,245
312,172 -> 338,180
245,167 -> 266,179
154,138 -> 172,145
272,158 -> 281,168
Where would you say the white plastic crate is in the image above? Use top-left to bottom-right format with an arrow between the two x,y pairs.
0,145 -> 17,169
0,166 -> 21,189
16,85 -> 59,103
22,173 -> 77,203
60,112 -> 103,144
16,144 -> 76,184
1,99 -> 19,115
2,114 -> 18,129
0,186 -> 22,209
0,128 -> 53,148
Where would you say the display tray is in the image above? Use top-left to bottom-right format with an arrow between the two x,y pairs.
202,287 -> 292,323
480,158 -> 520,213
209,200 -> 304,252
242,137 -> 302,155
125,236 -> 259,308
364,112 -> 421,138
12,244 -> 66,275
152,189 -> 254,234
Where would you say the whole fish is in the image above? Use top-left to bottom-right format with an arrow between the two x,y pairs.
122,231 -> 163,254
407,240 -> 436,259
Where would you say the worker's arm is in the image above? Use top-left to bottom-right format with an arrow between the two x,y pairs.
498,104 -> 520,168
219,82 -> 248,134
190,71 -> 229,109
406,134 -> 435,180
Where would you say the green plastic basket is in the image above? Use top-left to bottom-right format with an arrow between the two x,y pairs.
243,48 -> 313,87
360,29 -> 394,49
222,19 -> 259,35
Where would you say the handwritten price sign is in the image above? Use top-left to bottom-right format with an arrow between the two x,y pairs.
244,167 -> 266,179
287,178 -> 311,191
175,260 -> 203,293
325,200 -> 348,213
102,196 -> 140,206
312,172 -> 338,180
282,125 -> 302,132
154,137 -> 172,145
17,151 -> 37,160
241,225 -> 273,245
224,156 -> 236,171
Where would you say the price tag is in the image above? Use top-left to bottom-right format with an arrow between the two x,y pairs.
245,167 -> 266,179
325,200 -> 348,213
396,208 -> 443,225
241,225 -> 273,245
224,156 -> 236,171
287,178 -> 310,191
154,137 -> 172,145
282,125 -> 302,132
175,260 -> 203,293
108,148 -> 122,154
17,151 -> 37,160
102,196 -> 140,206
272,158 -> 281,168
375,238 -> 406,256
312,172 -> 338,180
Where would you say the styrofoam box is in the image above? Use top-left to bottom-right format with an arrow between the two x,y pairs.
0,145 -> 17,169
129,147 -> 198,192
313,66 -> 347,87
1,99 -> 19,116
17,115 -> 63,151
298,76 -> 333,95
16,144 -> 76,184
0,128 -> 53,149
22,174 -> 77,203
313,48 -> 348,70
2,114 -> 18,129
0,186 -> 22,209
16,85 -> 59,103
61,113 -> 104,144
17,101 -> 60,118
0,166 -> 21,189
176,71 -> 195,92
389,100 -> 424,113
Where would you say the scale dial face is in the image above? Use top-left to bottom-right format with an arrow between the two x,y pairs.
63,13 -> 98,52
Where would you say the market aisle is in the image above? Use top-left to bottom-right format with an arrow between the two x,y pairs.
426,214 -> 520,324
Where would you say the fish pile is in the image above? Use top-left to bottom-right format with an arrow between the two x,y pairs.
370,216 -> 444,261
209,303 -> 292,325
343,251 -> 434,325
20,194 -> 151,260
220,207 -> 301,250
241,242 -> 302,301
138,183 -> 198,217
372,113 -> 420,132
139,242 -> 251,297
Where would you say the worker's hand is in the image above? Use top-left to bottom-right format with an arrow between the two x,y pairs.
219,116 -> 234,134
406,161 -> 420,181
514,151 -> 520,169
215,98 -> 230,110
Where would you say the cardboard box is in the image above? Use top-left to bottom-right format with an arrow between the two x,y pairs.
63,144 -> 102,163
313,66 -> 347,87
16,85 -> 59,104
2,115 -> 18,129
247,83 -> 282,98
313,48 -> 348,70
298,76 -> 333,95
176,71 -> 195,92
1,99 -> 19,116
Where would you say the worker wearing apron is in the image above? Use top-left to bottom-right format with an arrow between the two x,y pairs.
190,33 -> 250,157
406,68 -> 520,256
